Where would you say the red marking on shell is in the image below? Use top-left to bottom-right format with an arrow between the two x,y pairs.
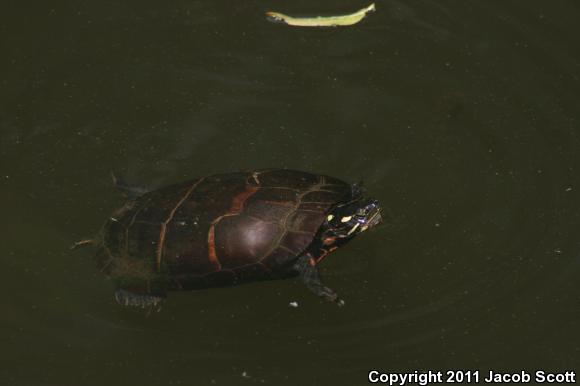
207,185 -> 260,270
230,186 -> 259,213
207,225 -> 219,268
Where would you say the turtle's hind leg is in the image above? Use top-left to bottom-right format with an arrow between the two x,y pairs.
70,239 -> 95,250
114,289 -> 165,310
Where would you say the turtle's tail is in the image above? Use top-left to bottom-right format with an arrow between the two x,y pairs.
110,172 -> 149,198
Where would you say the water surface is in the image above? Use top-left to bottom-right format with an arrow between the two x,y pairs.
1,0 -> 579,385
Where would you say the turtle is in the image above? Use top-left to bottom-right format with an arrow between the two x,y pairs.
74,169 -> 382,308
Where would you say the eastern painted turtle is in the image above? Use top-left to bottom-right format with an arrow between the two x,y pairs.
75,169 -> 382,307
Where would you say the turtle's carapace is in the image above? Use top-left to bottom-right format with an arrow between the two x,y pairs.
85,169 -> 382,308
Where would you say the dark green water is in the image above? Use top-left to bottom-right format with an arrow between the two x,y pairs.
1,0 -> 579,385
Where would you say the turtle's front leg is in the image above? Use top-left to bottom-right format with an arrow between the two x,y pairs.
295,255 -> 345,306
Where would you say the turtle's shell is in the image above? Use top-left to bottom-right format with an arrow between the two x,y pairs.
98,169 -> 353,291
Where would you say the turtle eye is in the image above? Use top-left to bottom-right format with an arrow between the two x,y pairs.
341,216 -> 352,223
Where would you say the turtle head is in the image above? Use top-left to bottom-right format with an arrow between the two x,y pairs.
325,198 -> 382,239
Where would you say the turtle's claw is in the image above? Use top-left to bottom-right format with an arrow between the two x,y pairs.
322,289 -> 344,307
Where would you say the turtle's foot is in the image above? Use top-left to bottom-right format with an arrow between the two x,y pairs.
318,286 -> 345,307
114,289 -> 165,310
